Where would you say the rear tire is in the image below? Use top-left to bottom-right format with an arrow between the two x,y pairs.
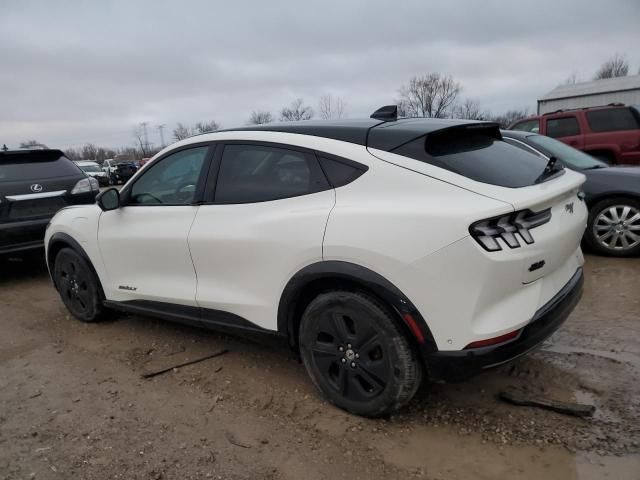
299,291 -> 423,417
584,197 -> 640,257
53,248 -> 106,322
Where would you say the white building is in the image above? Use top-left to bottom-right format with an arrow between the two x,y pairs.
538,75 -> 640,114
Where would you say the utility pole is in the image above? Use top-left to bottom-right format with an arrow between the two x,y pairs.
140,122 -> 150,152
157,124 -> 166,148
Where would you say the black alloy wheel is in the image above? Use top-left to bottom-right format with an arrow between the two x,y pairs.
299,291 -> 422,417
53,248 -> 105,322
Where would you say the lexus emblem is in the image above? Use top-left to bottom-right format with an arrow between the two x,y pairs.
30,184 -> 43,193
565,202 -> 574,214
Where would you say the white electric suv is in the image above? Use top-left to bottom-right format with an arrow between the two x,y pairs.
45,106 -> 587,416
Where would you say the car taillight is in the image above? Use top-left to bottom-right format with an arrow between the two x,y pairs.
469,208 -> 551,252
71,177 -> 99,194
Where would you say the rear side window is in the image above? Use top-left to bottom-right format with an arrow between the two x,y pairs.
392,127 -> 550,188
546,117 -> 580,138
215,144 -> 330,203
511,119 -> 540,133
586,108 -> 640,132
0,151 -> 81,182
317,156 -> 366,187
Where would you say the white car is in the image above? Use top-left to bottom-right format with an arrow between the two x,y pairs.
45,106 -> 587,416
74,160 -> 109,186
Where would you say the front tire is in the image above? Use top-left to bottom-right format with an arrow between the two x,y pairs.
585,197 -> 640,257
299,291 -> 423,417
53,248 -> 105,322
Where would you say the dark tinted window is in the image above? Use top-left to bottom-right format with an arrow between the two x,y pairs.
586,108 -> 640,132
130,146 -> 208,204
393,127 -> 550,188
546,117 -> 580,138
215,145 -> 330,203
0,151 -> 81,182
511,119 -> 540,133
318,156 -> 366,187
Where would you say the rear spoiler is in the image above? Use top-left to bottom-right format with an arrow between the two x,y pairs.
0,149 -> 65,163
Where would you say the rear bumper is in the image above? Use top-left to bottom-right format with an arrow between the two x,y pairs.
425,267 -> 583,382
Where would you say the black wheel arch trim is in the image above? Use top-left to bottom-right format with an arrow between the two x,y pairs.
277,260 -> 438,353
46,232 -> 105,299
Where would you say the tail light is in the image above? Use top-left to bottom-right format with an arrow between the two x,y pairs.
470,208 -> 551,252
71,177 -> 99,194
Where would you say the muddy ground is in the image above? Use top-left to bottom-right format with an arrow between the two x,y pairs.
0,252 -> 638,479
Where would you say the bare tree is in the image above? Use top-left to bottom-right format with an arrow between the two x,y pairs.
173,123 -> 192,141
280,98 -> 314,121
19,139 -> 41,148
132,125 -> 149,156
594,54 -> 629,80
248,111 -> 274,125
397,74 -> 461,118
453,99 -> 487,120
318,94 -> 347,120
80,143 -> 98,160
193,121 -> 220,134
488,108 -> 531,128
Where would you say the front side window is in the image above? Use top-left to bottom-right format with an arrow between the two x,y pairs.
129,146 -> 208,205
215,144 -> 329,203
586,108 -> 640,132
546,116 -> 580,138
511,119 -> 540,133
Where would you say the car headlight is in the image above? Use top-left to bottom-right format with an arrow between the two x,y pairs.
469,208 -> 552,252
71,177 -> 99,194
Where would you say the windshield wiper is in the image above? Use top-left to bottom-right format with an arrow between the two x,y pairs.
582,164 -> 606,170
535,156 -> 563,184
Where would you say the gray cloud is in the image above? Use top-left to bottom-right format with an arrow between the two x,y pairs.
1,0 -> 638,149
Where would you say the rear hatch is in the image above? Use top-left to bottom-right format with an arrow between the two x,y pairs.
367,123 -> 587,283
0,150 -> 86,223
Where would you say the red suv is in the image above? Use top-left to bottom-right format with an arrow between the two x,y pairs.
509,104 -> 640,165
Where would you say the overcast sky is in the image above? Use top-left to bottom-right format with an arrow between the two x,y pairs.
1,0 -> 639,150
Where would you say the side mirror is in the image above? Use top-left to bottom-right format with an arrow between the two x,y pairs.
96,188 -> 120,211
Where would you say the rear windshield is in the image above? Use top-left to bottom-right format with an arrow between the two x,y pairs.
0,151 -> 81,182
393,127 -> 552,187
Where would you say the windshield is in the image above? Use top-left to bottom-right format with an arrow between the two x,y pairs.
526,135 -> 605,169
80,164 -> 102,172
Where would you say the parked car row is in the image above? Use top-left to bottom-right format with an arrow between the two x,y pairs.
4,103 -> 640,417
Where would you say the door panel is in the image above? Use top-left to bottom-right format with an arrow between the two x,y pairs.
97,145 -> 211,305
99,206 -> 200,304
189,190 -> 334,330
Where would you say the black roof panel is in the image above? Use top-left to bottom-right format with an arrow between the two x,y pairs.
221,117 -> 499,152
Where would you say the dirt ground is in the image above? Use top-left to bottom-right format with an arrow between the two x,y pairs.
1,252 -> 638,480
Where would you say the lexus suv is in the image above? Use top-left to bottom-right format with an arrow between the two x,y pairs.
1,149 -> 99,255
45,107 -> 587,416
